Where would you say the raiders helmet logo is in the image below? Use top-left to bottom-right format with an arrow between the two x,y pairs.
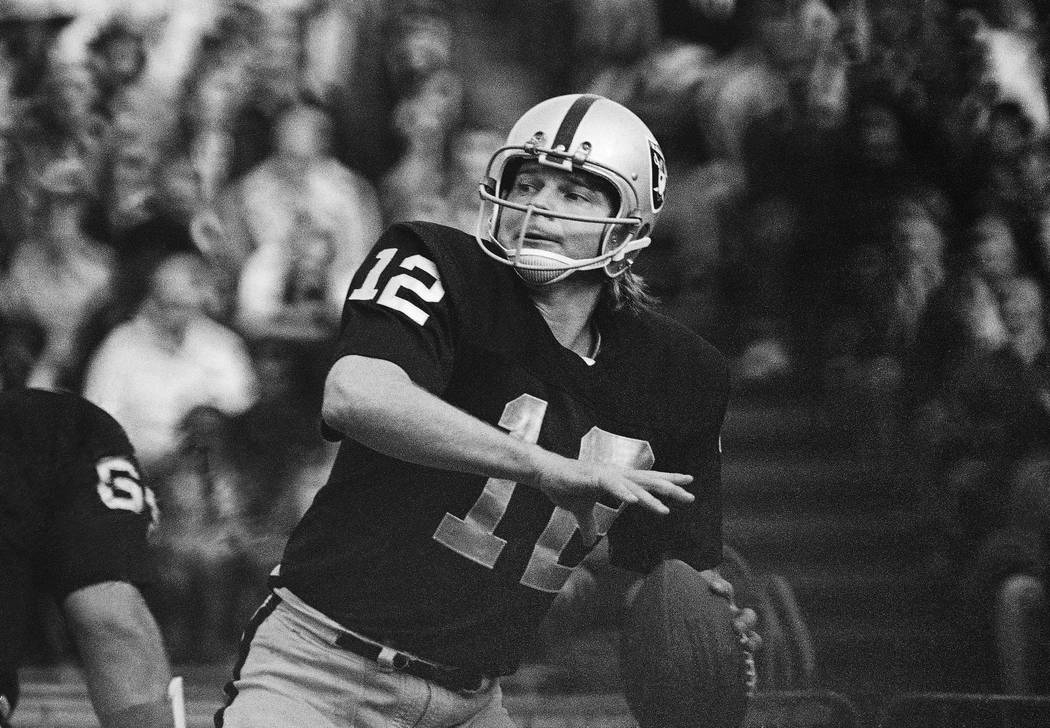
649,141 -> 667,211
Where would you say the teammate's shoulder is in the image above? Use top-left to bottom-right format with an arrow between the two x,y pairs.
0,387 -> 83,423
0,388 -> 131,454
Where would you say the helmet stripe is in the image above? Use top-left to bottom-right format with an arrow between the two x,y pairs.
552,94 -> 600,152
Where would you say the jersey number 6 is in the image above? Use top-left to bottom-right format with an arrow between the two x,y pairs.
433,394 -> 655,593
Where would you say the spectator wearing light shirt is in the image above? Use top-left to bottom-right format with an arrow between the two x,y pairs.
81,249 -> 258,472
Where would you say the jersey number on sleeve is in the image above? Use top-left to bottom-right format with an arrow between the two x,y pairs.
432,394 -> 655,593
347,248 -> 445,325
95,456 -> 158,525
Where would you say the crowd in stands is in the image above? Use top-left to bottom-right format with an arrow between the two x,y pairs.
0,0 -> 1047,693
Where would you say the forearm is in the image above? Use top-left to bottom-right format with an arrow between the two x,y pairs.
63,583 -> 173,728
323,355 -> 554,485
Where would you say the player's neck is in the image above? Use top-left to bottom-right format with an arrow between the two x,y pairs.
529,280 -> 601,358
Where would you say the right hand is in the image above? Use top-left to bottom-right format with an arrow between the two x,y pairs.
529,453 -> 695,546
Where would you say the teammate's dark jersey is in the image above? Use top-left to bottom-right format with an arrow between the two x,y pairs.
276,222 -> 729,676
0,389 -> 156,705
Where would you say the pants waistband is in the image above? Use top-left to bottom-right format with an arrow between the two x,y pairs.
271,589 -> 489,694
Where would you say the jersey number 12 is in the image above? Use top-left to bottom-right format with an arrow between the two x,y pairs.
432,394 -> 654,593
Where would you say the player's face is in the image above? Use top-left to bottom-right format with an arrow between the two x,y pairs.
498,160 -> 616,262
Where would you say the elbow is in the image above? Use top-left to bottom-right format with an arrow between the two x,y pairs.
322,356 -> 415,439
321,368 -> 353,434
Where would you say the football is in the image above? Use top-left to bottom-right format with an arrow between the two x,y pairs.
619,559 -> 751,728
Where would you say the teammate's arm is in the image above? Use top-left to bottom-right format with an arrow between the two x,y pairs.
323,354 -> 695,540
62,581 -> 174,728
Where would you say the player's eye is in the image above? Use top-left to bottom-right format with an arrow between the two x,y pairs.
512,177 -> 540,194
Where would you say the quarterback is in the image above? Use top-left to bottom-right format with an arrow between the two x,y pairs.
217,94 -> 750,728
0,389 -> 174,728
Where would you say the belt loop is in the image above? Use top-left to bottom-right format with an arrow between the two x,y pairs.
377,646 -> 412,672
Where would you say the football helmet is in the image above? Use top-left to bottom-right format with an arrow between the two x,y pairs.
476,94 -> 667,285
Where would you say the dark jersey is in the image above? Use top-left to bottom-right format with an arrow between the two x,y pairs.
276,222 -> 728,675
0,389 -> 156,689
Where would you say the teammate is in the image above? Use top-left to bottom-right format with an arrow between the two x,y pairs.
217,94 -> 756,728
0,388 -> 175,728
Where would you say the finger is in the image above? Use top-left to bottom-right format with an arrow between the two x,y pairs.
742,629 -> 763,653
699,569 -> 734,600
644,470 -> 694,486
574,504 -> 598,547
734,606 -> 759,633
627,471 -> 695,502
624,484 -> 671,515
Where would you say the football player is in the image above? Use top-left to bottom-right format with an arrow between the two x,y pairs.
217,94 -> 756,728
0,388 -> 175,728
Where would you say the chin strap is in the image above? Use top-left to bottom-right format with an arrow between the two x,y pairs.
474,196 -> 650,286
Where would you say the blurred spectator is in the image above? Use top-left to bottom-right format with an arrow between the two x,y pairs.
648,158 -> 749,346
959,461 -> 1050,694
81,250 -> 258,473
440,126 -> 504,233
314,0 -> 403,183
0,5 -> 76,100
7,62 -> 108,235
379,69 -> 463,223
215,102 -> 383,326
377,1 -> 463,224
234,210 -> 340,345
84,16 -> 149,123
84,131 -> 160,248
153,338 -> 335,663
152,403 -> 264,663
958,5 -> 1048,135
151,405 -> 255,664
703,0 -> 836,162
587,39 -> 720,170
383,0 -> 455,100
0,313 -> 44,391
919,275 -> 1050,557
830,199 -> 948,368
819,198 -> 949,449
722,193 -> 799,381
0,156 -> 115,391
569,0 -> 661,93
908,271 -> 1007,408
174,1 -> 265,203
226,4 -> 307,180
0,74 -> 18,269
99,213 -> 200,337
953,102 -> 1050,252
964,210 -> 1025,294
903,211 -> 1021,403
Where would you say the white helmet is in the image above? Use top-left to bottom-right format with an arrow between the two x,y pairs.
475,94 -> 667,285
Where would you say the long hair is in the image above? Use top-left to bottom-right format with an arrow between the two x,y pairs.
603,268 -> 657,312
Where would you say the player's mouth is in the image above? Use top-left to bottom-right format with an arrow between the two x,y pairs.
521,234 -> 562,249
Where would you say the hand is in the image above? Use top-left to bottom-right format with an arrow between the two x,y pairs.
530,453 -> 694,546
699,568 -> 762,695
